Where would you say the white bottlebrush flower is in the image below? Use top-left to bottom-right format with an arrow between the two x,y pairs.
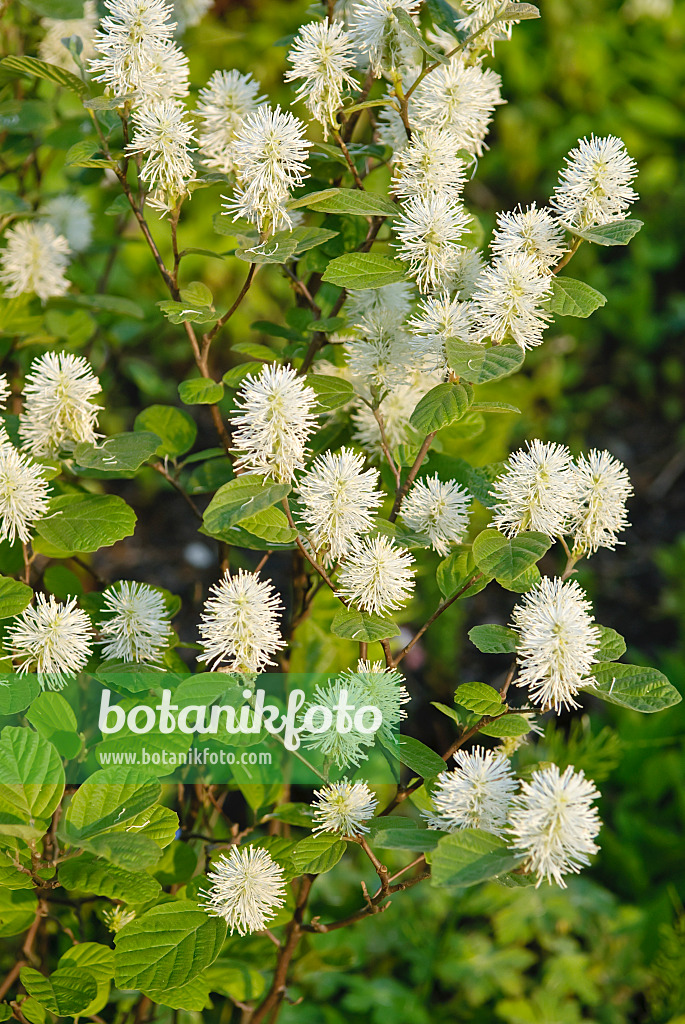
394,193 -> 472,294
100,581 -> 172,663
339,659 -> 410,740
39,195 -> 93,253
0,439 -> 50,545
413,60 -> 504,158
0,374 -> 10,411
19,352 -> 102,457
508,764 -> 602,887
196,70 -> 265,174
337,535 -> 415,616
401,474 -> 472,556
302,674 -> 375,768
346,281 -> 413,326
222,105 -> 311,233
39,0 -> 97,72
198,569 -> 285,673
200,846 -> 286,935
491,203 -> 567,272
570,449 -> 632,557
89,0 -> 189,105
7,595 -> 93,691
511,576 -> 601,713
312,779 -> 378,836
345,311 -> 421,388
102,906 -> 136,933
456,0 -> 528,53
472,253 -> 553,349
126,99 -> 196,212
296,447 -> 383,563
551,134 -> 639,230
0,222 -> 71,303
392,127 -> 467,201
229,364 -> 319,483
424,746 -> 518,836
286,20 -> 357,136
407,292 -> 477,372
491,439 -> 576,539
350,0 -> 421,76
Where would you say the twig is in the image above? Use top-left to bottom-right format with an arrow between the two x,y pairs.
152,462 -> 203,520
391,573 -> 484,667
389,431 -> 437,522
250,875 -> 315,1023
333,128 -> 365,190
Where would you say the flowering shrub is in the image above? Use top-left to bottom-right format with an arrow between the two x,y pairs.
0,0 -> 681,1021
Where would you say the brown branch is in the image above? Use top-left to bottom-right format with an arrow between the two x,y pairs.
250,875 -> 315,1024
203,263 -> 256,350
152,462 -> 203,520
552,237 -> 582,275
391,573 -> 484,668
333,129 -> 365,190
281,498 -> 338,594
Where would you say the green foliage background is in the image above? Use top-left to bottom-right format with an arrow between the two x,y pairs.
0,0 -> 684,1021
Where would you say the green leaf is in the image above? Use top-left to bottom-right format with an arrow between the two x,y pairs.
547,277 -> 607,317
430,829 -> 523,887
180,281 -> 213,306
0,887 -> 37,936
330,608 -> 400,643
290,226 -> 339,253
64,767 -> 160,841
436,550 -> 488,600
290,188 -> 398,217
497,563 -> 541,593
595,625 -> 627,662
205,960 -> 265,1002
291,834 -> 346,874
426,0 -> 462,34
470,401 -> 521,414
409,382 -> 474,434
59,943 -> 115,1018
305,374 -> 355,410
586,663 -> 682,713
222,362 -> 263,388
376,827 -> 444,851
498,2 -> 540,20
206,505 -> 297,548
480,714 -> 532,738
0,850 -> 34,890
25,692 -> 81,759
59,853 -> 162,904
20,967 -> 98,1016
455,682 -> 504,717
568,218 -> 643,245
444,340 -> 524,383
0,727 -> 64,830
0,54 -> 88,96
147,975 -> 212,1011
203,477 -> 291,534
73,432 -> 161,473
157,300 -> 216,325
178,378 -> 225,405
65,140 -> 117,168
322,253 -> 408,289
0,675 -> 40,716
0,576 -> 32,618
471,528 -> 551,583
235,237 -> 298,264
33,494 -> 136,557
83,93 -> 135,110
468,624 -> 518,654
114,901 -> 226,991
395,8 -> 451,63
134,405 -> 197,458
398,736 -> 445,780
